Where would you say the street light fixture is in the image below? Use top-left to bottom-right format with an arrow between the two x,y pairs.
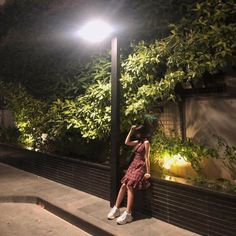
78,19 -> 120,206
78,19 -> 113,43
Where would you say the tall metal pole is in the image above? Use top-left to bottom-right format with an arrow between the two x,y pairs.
110,36 -> 120,207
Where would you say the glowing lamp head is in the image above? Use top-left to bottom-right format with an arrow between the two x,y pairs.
78,20 -> 113,43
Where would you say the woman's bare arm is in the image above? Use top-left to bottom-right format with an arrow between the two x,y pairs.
125,125 -> 139,146
144,140 -> 151,178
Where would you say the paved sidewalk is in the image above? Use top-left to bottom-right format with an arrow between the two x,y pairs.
0,203 -> 90,236
0,162 -> 199,236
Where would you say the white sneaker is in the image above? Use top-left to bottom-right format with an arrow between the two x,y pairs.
116,211 -> 133,225
107,206 -> 120,220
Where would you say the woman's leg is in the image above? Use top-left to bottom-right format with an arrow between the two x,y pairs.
126,186 -> 134,213
115,184 -> 127,208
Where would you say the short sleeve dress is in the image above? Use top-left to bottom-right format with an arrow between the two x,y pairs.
121,141 -> 151,190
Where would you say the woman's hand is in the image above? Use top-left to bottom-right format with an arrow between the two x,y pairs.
144,173 -> 151,179
130,125 -> 136,132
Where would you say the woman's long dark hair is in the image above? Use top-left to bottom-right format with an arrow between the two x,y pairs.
133,125 -> 149,142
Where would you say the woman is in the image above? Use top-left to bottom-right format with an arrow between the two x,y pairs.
107,125 -> 151,224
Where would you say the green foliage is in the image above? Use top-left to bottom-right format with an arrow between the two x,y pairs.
1,0 -> 236,142
167,0 -> 236,76
214,135 -> 236,176
77,0 -> 234,138
121,0 -> 236,128
1,81 -> 62,147
0,81 -> 110,159
1,83 -> 50,147
120,40 -> 177,127
214,135 -> 236,162
150,128 -> 219,173
75,82 -> 111,139
150,129 -> 236,180
53,55 -> 112,139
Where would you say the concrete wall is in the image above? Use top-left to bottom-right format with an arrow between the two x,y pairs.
185,96 -> 236,180
157,74 -> 236,181
186,97 -> 236,148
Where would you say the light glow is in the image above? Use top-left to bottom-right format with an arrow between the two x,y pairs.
78,19 -> 113,43
163,154 -> 188,169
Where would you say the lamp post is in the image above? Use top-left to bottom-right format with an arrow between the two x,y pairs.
78,20 -> 120,206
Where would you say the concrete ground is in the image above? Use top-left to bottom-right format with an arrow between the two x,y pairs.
0,160 -> 200,236
0,203 -> 90,236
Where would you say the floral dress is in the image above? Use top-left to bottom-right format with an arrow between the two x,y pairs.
121,141 -> 151,190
